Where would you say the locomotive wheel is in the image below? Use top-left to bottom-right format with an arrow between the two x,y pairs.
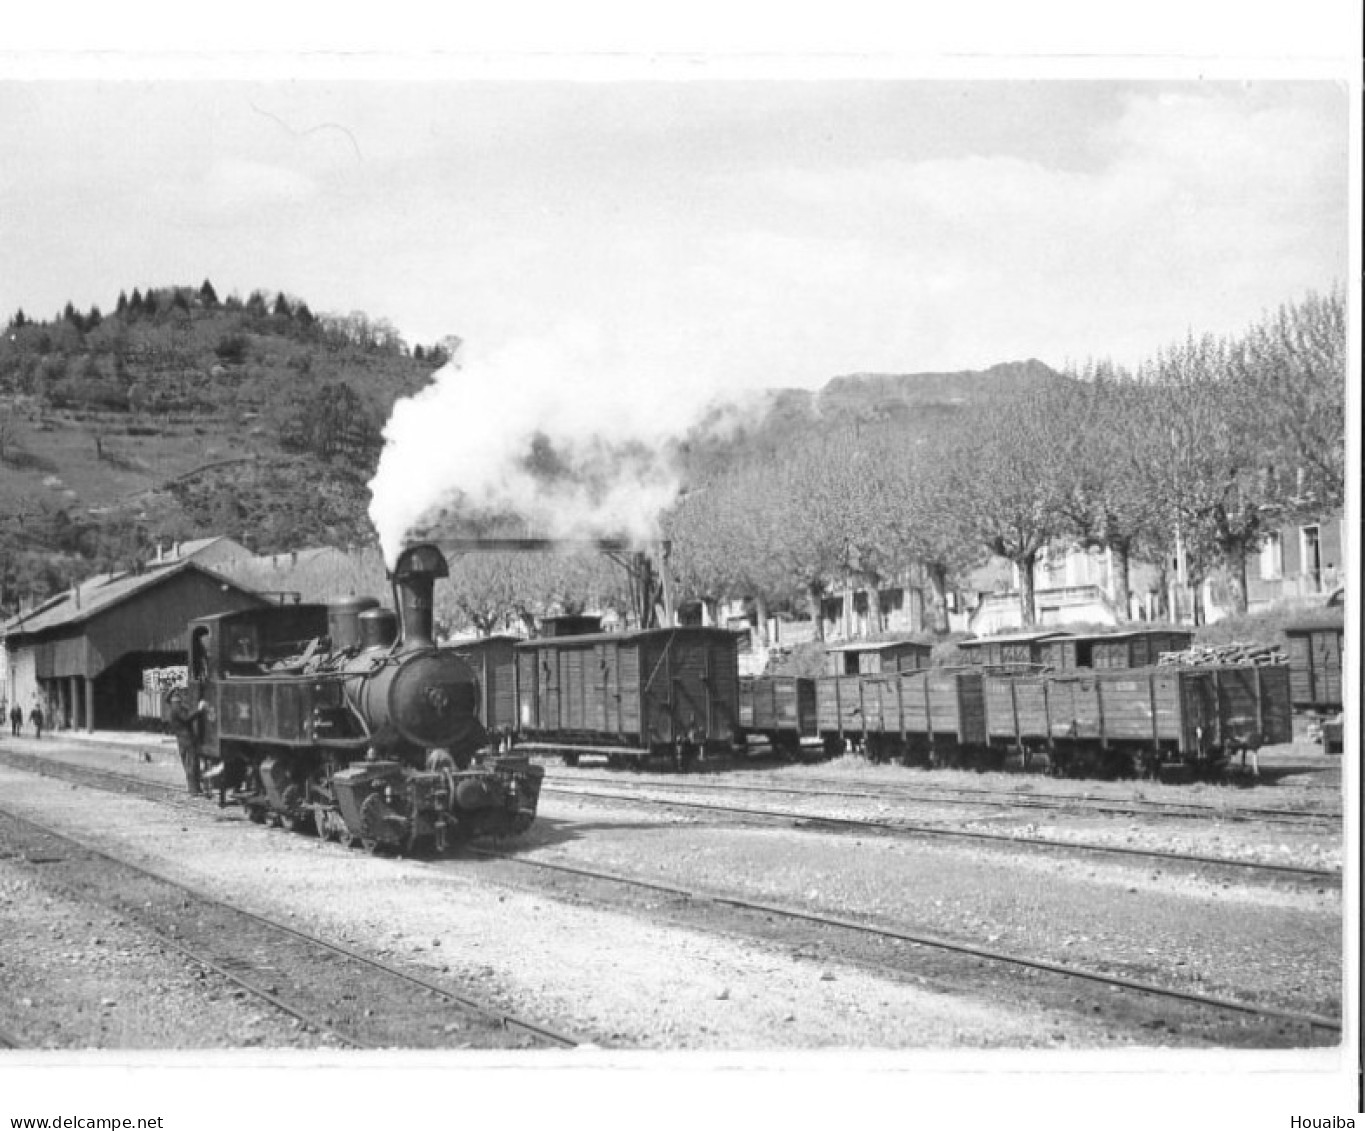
246,805 -> 267,824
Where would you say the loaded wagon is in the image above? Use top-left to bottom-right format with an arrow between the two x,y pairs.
514,625 -> 741,769
982,664 -> 1292,778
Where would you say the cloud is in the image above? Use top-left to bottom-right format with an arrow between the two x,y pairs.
197,158 -> 318,214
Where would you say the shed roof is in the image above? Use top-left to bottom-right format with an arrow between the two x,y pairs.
825,639 -> 931,654
960,630 -> 1074,646
3,561 -> 263,640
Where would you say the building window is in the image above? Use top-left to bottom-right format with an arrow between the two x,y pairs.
1258,532 -> 1283,581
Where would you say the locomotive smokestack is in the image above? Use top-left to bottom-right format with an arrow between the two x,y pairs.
390,543 -> 450,649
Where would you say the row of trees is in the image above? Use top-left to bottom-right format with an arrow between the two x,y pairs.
663,288 -> 1346,634
6,282 -> 455,366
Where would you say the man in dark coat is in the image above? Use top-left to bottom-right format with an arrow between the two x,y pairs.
28,705 -> 44,739
168,691 -> 209,794
9,705 -> 21,736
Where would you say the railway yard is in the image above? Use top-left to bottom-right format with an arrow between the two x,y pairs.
0,726 -> 1344,1053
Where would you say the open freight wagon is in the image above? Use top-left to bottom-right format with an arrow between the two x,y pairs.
738,675 -> 817,757
815,668 -> 987,764
514,627 -> 740,769
982,664 -> 1292,778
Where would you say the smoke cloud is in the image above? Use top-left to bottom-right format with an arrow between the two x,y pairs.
367,326 -> 753,566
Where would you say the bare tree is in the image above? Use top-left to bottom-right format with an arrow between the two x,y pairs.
947,380 -> 1073,626
1227,286 -> 1346,515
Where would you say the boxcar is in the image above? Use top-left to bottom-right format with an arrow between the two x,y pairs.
983,664 -> 1292,777
1283,618 -> 1345,712
738,675 -> 817,756
448,635 -> 520,747
514,627 -> 740,768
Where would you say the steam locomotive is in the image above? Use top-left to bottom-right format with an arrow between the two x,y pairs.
185,544 -> 544,853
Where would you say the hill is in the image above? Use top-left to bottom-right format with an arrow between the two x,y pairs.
0,284 -> 453,610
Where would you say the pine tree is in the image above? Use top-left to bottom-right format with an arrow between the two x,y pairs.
199,279 -> 219,306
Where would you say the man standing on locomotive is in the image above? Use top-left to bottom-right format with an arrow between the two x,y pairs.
168,689 -> 210,794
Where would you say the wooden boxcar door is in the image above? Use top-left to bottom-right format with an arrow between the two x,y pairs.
618,643 -> 643,741
516,652 -> 539,731
590,642 -> 621,733
1314,629 -> 1343,707
538,650 -> 561,732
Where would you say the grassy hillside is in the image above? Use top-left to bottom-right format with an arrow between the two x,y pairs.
0,285 -> 452,611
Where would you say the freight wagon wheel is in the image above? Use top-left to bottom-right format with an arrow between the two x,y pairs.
562,752 -> 580,768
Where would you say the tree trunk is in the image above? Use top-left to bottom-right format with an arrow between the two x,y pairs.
1017,551 -> 1038,627
809,582 -> 826,642
703,595 -> 720,629
864,579 -> 882,637
927,563 -> 951,635
753,593 -> 770,648
1111,540 -> 1133,623
1223,552 -> 1250,615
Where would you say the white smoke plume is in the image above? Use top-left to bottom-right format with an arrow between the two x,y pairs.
368,325 -> 757,566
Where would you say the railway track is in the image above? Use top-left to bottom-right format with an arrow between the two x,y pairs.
5,751 -> 1334,884
542,782 -> 1341,884
0,798 -> 579,1051
467,844 -> 1340,1043
550,768 -> 1342,826
0,746 -> 1338,1048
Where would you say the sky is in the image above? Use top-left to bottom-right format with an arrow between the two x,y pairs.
0,77 -> 1350,394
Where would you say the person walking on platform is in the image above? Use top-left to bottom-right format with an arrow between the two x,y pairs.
28,705 -> 44,739
9,705 -> 21,737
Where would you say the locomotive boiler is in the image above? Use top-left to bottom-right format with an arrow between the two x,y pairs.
186,543 -> 543,853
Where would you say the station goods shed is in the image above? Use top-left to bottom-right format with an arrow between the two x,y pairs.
3,560 -> 268,731
1037,629 -> 1195,671
822,639 -> 934,676
957,630 -> 1072,668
